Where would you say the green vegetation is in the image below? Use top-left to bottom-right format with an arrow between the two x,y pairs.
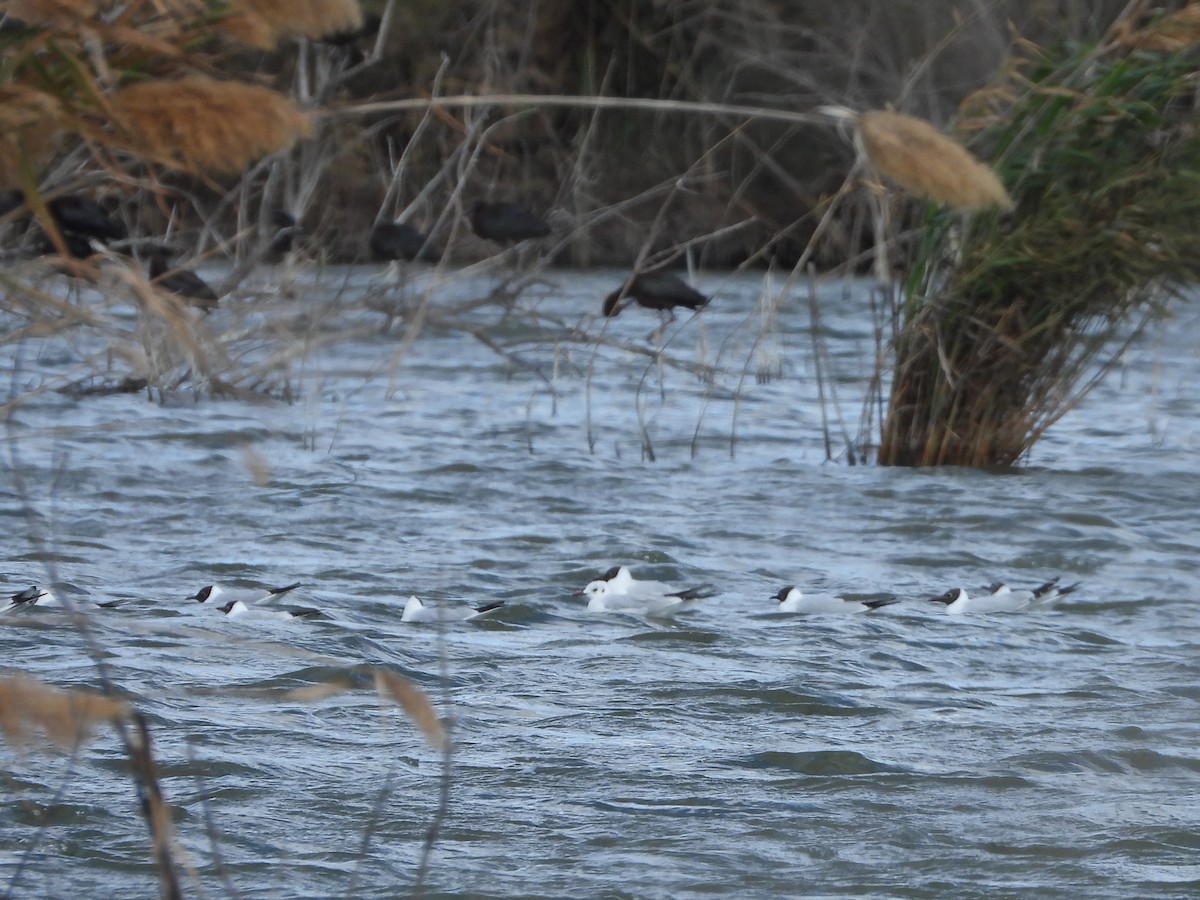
880,32 -> 1200,466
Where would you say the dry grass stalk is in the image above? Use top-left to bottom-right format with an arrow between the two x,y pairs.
1112,4 -> 1200,52
213,9 -> 280,50
374,669 -> 447,751
236,0 -> 363,41
857,109 -> 1013,212
0,674 -> 128,750
5,0 -> 98,26
111,77 -> 312,175
0,86 -> 62,189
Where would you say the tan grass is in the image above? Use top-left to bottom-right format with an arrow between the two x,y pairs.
213,9 -> 280,50
1112,4 -> 1200,52
4,0 -> 98,26
110,77 -> 312,174
0,87 -> 61,189
858,109 -> 1013,212
0,675 -> 128,750
375,669 -> 447,751
236,0 -> 363,41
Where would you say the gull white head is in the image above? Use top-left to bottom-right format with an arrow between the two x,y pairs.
579,580 -> 614,611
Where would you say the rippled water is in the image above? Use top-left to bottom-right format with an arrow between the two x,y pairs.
2,269 -> 1200,898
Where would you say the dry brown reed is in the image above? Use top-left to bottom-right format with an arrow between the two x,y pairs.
857,109 -> 1013,212
0,674 -> 128,750
235,0 -> 363,42
374,669 -> 447,751
213,9 -> 280,50
0,87 -> 62,189
111,78 -> 311,175
1112,3 -> 1200,52
5,0 -> 98,27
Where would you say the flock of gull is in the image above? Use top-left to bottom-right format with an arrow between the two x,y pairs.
3,565 -> 1081,622
1,190 -> 711,320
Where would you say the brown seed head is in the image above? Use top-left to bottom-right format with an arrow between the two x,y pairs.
858,109 -> 1014,212
111,77 -> 312,174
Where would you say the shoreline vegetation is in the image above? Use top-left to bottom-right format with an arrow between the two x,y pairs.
1,0 -> 1196,468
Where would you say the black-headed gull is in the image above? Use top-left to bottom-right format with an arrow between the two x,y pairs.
2,585 -> 121,613
187,581 -> 302,606
929,586 -> 1029,615
581,565 -> 716,601
217,600 -> 322,620
772,586 -> 899,614
400,596 -> 505,623
3,585 -> 61,612
574,578 -> 714,615
983,577 -> 1080,609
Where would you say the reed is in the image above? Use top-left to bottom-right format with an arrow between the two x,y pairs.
878,32 -> 1200,466
235,0 -> 363,42
856,110 -> 1013,212
0,86 -> 62,190
111,78 -> 312,175
0,674 -> 128,750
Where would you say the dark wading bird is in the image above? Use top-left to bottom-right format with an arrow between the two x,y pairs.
147,245 -> 219,310
268,208 -> 302,258
469,201 -> 550,243
370,221 -> 442,263
603,271 -> 709,320
3,191 -> 125,258
47,195 -> 126,244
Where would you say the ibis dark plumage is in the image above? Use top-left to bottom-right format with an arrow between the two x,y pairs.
603,272 -> 709,318
268,208 -> 301,257
147,246 -> 219,310
370,221 -> 442,263
47,195 -> 126,243
469,201 -> 550,243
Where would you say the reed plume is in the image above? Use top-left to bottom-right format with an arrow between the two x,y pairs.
0,674 -> 128,750
111,77 -> 311,174
1112,3 -> 1200,52
857,109 -> 1013,212
0,86 -> 61,189
213,9 -> 280,50
4,0 -> 98,27
235,0 -> 363,41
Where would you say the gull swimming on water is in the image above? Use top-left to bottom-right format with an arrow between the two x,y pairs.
400,596 -> 505,623
982,577 -> 1080,609
187,582 -> 302,606
584,565 -> 716,600
772,586 -> 899,614
574,578 -> 715,616
2,585 -> 61,612
217,599 -> 322,621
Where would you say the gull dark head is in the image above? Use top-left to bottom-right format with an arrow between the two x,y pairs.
189,585 -> 215,603
928,588 -> 962,606
773,585 -> 796,604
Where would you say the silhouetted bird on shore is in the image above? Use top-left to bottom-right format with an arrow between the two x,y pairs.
370,221 -> 442,263
47,195 -> 126,243
37,229 -> 100,259
603,272 -> 709,319
469,201 -> 550,243
3,191 -> 124,258
268,208 -> 301,257
147,246 -> 219,310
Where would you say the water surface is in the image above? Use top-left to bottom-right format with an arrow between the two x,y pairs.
2,270 -> 1198,898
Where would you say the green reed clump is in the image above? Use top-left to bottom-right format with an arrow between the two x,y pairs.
879,36 -> 1200,467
